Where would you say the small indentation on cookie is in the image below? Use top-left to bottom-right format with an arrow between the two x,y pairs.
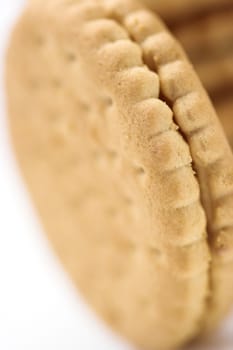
138,297 -> 150,308
68,196 -> 81,209
51,137 -> 65,148
28,79 -> 39,90
135,166 -> 145,175
134,165 -> 147,186
115,240 -> 136,253
78,100 -> 90,111
148,246 -> 162,257
34,34 -> 44,47
91,150 -> 109,168
47,112 -> 61,122
66,52 -> 77,62
51,77 -> 62,88
90,127 -> 101,145
68,120 -> 78,132
124,196 -> 133,205
91,150 -> 102,159
215,242 -> 228,256
106,206 -> 118,217
110,263 -> 126,279
108,150 -> 118,159
50,131 -> 66,147
103,96 -> 113,107
105,308 -> 120,326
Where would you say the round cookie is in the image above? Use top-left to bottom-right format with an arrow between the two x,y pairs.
6,0 -> 233,349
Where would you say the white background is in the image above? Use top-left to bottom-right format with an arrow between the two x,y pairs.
0,1 -> 232,349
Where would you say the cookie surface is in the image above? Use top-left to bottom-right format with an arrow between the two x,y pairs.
6,0 -> 233,349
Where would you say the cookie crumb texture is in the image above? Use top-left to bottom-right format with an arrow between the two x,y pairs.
6,1 -> 233,349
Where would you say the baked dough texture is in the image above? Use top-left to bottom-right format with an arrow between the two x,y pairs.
6,0 -> 233,349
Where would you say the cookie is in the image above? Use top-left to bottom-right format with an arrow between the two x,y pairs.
6,0 -> 233,349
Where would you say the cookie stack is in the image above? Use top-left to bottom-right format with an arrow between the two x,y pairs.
6,0 -> 233,349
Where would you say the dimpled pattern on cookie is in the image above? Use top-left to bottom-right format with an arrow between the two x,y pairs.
6,0 -> 233,349
117,2 -> 233,329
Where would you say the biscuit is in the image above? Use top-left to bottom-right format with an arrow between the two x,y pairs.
6,0 -> 233,349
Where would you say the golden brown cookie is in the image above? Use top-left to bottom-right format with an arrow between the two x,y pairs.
6,0 -> 233,349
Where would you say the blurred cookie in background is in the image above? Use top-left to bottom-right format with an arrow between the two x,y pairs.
141,0 -> 233,146
142,0 -> 232,24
